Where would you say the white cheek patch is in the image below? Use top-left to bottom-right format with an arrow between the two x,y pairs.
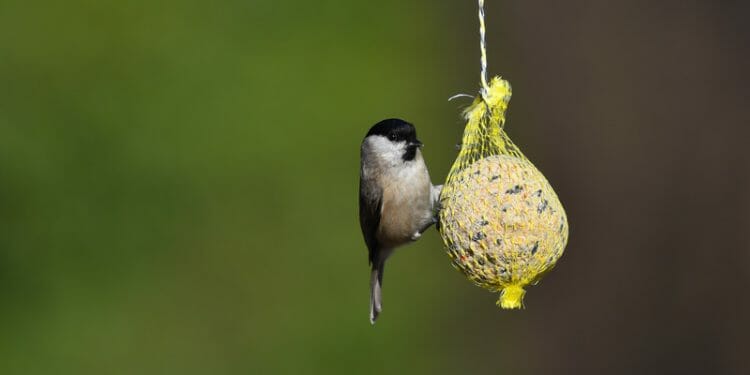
367,136 -> 406,166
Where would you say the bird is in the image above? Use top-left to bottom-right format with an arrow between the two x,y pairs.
359,118 -> 442,324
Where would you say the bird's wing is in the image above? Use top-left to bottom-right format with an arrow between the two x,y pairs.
359,177 -> 382,265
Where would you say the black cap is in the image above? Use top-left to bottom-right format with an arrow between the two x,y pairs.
365,118 -> 419,144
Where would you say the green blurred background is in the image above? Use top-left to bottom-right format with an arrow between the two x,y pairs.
1,1 -> 748,374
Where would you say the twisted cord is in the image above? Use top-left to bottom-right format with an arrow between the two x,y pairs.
478,0 -> 489,101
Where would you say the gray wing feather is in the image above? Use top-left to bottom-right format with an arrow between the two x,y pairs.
359,176 -> 382,264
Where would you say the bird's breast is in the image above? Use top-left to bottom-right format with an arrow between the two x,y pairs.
377,160 -> 433,247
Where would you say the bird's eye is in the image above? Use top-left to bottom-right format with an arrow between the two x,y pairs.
388,134 -> 398,141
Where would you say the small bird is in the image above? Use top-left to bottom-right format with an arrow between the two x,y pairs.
359,118 -> 442,324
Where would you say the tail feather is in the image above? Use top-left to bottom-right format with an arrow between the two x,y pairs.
369,264 -> 384,324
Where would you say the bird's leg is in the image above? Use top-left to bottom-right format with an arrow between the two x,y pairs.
411,184 -> 444,241
434,211 -> 442,232
431,184 -> 443,232
431,184 -> 443,207
413,215 -> 439,240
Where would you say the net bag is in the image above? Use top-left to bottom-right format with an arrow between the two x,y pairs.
438,77 -> 569,309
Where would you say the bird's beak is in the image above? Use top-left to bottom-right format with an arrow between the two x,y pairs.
409,140 -> 424,148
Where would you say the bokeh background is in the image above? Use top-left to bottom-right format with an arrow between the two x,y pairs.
1,1 -> 748,374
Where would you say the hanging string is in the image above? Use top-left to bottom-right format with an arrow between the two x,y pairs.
448,0 -> 491,103
478,0 -> 490,102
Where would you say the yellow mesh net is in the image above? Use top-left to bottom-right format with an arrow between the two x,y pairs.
439,77 -> 569,309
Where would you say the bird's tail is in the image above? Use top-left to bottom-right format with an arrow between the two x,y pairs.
369,262 -> 385,324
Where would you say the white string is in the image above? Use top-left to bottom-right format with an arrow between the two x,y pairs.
448,0 -> 492,103
478,0 -> 489,102
448,93 -> 474,101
